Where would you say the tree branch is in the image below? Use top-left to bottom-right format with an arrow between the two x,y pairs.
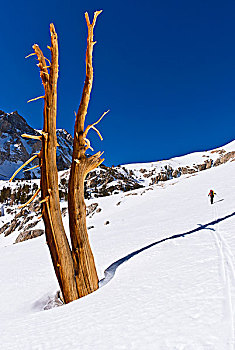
9,154 -> 39,182
84,109 -> 109,139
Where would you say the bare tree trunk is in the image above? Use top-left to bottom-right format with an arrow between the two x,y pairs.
33,24 -> 79,304
21,10 -> 106,302
68,11 -> 103,297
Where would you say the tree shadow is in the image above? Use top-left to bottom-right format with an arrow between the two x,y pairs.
99,211 -> 235,287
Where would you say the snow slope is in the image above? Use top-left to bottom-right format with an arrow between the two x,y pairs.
124,140 -> 235,186
1,161 -> 235,349
125,139 -> 235,170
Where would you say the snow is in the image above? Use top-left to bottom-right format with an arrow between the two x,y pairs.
125,140 -> 235,171
219,140 -> 235,153
1,157 -> 235,349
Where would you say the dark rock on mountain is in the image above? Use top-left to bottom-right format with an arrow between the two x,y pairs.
0,110 -> 73,179
59,164 -> 143,200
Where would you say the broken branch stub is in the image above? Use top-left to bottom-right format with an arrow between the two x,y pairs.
21,134 -> 42,141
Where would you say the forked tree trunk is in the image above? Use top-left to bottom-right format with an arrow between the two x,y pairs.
27,11 -> 104,303
33,25 -> 79,303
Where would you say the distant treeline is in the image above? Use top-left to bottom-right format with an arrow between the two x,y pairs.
0,183 -> 39,204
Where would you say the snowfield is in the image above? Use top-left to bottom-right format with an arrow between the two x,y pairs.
1,159 -> 235,349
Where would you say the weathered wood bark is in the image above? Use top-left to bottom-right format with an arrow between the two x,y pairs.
24,11 -> 105,302
68,11 -> 103,297
33,24 -> 79,303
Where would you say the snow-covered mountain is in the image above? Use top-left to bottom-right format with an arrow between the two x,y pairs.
123,139 -> 235,186
55,139 -> 235,200
58,139 -> 235,199
0,110 -> 73,180
1,109 -> 234,195
0,139 -> 235,244
0,144 -> 235,349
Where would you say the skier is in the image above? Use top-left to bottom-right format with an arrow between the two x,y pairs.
208,189 -> 216,204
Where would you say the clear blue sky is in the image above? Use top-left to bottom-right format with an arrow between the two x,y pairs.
1,0 -> 235,166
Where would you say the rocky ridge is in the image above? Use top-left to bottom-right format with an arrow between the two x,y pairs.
1,109 -> 234,191
0,109 -> 234,243
123,142 -> 235,186
1,138 -> 234,244
0,110 -> 73,180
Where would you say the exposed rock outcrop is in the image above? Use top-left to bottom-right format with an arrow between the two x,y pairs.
15,229 -> 44,243
0,110 -> 74,179
213,152 -> 235,167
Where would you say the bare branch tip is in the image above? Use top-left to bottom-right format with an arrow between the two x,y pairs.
85,12 -> 90,25
23,165 -> 40,172
27,96 -> 45,103
92,10 -> 103,26
50,23 -> 56,32
9,154 -> 38,182
95,10 -> 103,16
32,44 -> 40,55
18,188 -> 41,209
91,125 -> 103,140
44,57 -> 51,66
25,53 -> 36,59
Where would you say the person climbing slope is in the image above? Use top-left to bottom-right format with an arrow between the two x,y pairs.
208,189 -> 216,204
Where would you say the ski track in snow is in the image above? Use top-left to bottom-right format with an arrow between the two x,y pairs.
212,203 -> 235,349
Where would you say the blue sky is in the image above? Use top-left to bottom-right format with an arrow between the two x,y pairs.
1,0 -> 235,166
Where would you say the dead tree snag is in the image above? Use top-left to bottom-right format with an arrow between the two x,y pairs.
68,10 -> 104,297
11,11 -> 106,303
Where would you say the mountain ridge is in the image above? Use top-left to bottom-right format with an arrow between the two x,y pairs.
0,110 -> 73,180
0,109 -> 235,197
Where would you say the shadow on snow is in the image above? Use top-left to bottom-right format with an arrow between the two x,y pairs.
214,199 -> 224,204
99,211 -> 235,287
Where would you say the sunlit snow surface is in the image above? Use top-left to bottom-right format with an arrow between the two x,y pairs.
1,161 -> 235,349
